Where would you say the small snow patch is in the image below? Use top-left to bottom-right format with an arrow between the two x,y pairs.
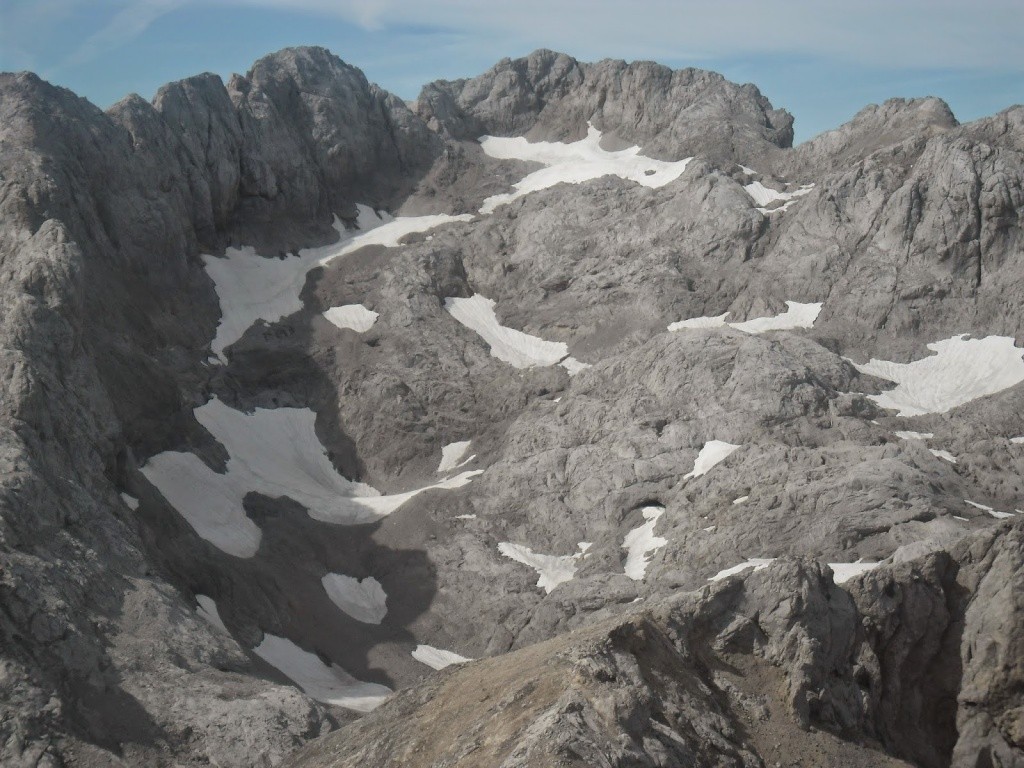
1011,436 -> 1024,444
728,302 -> 822,334
411,644 -> 472,670
560,356 -> 592,376
445,294 -> 568,368
438,441 -> 472,473
894,431 -> 934,441
744,181 -> 814,213
829,560 -> 881,584
195,595 -> 228,634
732,495 -> 749,505
622,506 -> 668,580
323,304 -> 378,333
684,441 -> 740,479
120,493 -> 139,511
454,513 -> 477,520
322,574 -> 387,624
851,335 -> 1024,416
668,312 -> 730,332
479,123 -> 693,213
498,542 -> 589,593
965,499 -> 1016,519
709,558 -> 775,581
930,449 -> 957,463
253,633 -> 391,712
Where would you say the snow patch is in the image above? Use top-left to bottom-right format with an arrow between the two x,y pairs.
411,645 -> 472,670
479,123 -> 693,213
560,356 -> 592,376
195,595 -> 228,634
965,499 -> 1016,519
437,441 -> 472,473
322,574 -> 388,625
323,304 -> 378,333
142,398 -> 482,556
445,294 -> 568,368
1011,436 -> 1024,444
669,302 -> 821,335
498,541 -> 589,593
684,441 -> 740,479
851,335 -> 1024,416
930,449 -> 957,464
829,560 -> 881,584
622,506 -> 668,580
894,431 -> 934,440
709,558 -> 776,581
120,492 -> 139,511
253,633 -> 391,712
744,181 -> 814,213
732,495 -> 749,505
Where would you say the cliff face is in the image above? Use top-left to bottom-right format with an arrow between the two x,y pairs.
1,46 -> 1023,768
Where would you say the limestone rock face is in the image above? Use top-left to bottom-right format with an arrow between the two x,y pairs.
2,45 -> 1024,768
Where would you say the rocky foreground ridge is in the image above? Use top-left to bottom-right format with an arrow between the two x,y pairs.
1,46 -> 1023,767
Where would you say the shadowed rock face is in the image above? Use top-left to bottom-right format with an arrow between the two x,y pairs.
2,45 -> 1024,768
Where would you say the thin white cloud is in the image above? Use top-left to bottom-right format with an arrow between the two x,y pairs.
63,0 -> 191,69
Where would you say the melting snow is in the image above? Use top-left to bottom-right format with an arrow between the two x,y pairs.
498,541 -> 589,593
894,431 -> 934,440
669,302 -> 822,335
195,594 -> 228,633
829,560 -> 881,584
743,181 -> 814,213
732,495 -> 749,505
437,441 -> 472,473
445,294 -> 568,368
684,441 -> 740,479
930,449 -> 957,464
142,398 -> 481,557
709,558 -> 776,581
120,492 -> 140,511
253,633 -> 391,712
851,335 -> 1024,416
965,500 -> 1016,519
622,506 -> 668,580
323,304 -> 378,333
205,206 -> 471,359
322,574 -> 388,624
478,123 -> 693,214
411,644 -> 472,670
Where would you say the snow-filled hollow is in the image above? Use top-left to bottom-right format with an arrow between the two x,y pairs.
141,398 -> 482,557
622,506 -> 668,580
437,440 -> 472,473
322,574 -> 388,624
478,123 -> 693,214
498,542 -> 587,593
253,633 -> 391,712
851,335 -> 1024,416
445,294 -> 568,368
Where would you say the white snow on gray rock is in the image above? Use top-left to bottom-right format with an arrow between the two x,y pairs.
743,180 -> 814,213
965,500 -> 1017,519
142,398 -> 482,556
321,574 -> 388,625
894,431 -> 934,440
559,356 -> 592,376
930,449 -> 957,463
497,541 -> 589,593
437,440 -> 472,473
708,558 -> 776,581
829,560 -> 882,584
323,304 -> 378,333
669,302 -> 822,335
411,644 -> 472,671
120,492 -> 139,511
622,506 -> 668,580
684,440 -> 741,479
478,123 -> 693,214
445,294 -> 568,368
252,633 -> 391,712
195,594 -> 228,634
851,335 -> 1024,416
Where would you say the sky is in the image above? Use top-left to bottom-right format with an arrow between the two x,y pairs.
1,1 -> 1022,144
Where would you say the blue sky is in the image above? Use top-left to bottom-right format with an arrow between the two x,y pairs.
1,1 -> 1022,143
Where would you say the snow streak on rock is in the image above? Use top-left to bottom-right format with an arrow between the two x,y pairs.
411,644 -> 472,670
253,633 -> 391,712
684,440 -> 740,479
965,500 -> 1017,519
708,558 -> 776,581
743,180 -> 814,213
322,574 -> 388,624
437,441 -> 472,473
669,302 -> 822,335
622,506 -> 668,580
478,123 -> 693,214
445,294 -> 569,368
851,335 -> 1024,416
